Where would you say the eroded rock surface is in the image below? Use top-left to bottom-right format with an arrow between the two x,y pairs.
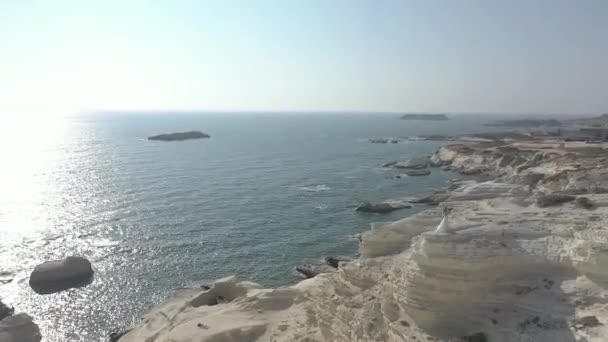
432,143 -> 608,195
119,192 -> 608,342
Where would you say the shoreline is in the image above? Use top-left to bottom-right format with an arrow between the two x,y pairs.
117,135 -> 608,341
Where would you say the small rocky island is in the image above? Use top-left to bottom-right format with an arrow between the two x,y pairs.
148,131 -> 210,141
400,113 -> 449,121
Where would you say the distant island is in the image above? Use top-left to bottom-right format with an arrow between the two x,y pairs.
400,113 -> 449,121
148,131 -> 210,141
485,119 -> 562,127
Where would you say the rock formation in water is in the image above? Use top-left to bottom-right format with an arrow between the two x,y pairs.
0,300 -> 41,342
400,114 -> 449,120
29,256 -> 94,294
403,170 -> 431,176
148,131 -> 210,141
356,201 -> 412,213
119,140 -> 608,342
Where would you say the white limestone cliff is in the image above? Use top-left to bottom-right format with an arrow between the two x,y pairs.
119,192 -> 608,342
119,142 -> 608,342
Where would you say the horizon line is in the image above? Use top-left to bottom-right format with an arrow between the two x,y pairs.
82,110 -> 606,116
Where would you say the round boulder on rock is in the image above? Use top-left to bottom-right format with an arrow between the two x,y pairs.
29,256 -> 94,294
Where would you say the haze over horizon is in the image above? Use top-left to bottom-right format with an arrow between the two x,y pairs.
1,0 -> 607,118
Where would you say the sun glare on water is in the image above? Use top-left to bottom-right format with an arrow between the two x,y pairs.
0,109 -> 72,236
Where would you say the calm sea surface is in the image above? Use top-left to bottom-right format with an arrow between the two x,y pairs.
0,113 -> 498,341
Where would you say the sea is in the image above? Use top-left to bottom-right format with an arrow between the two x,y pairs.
0,112 -> 501,341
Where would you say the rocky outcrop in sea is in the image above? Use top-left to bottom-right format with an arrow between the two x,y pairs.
0,300 -> 41,342
29,256 -> 94,294
148,131 -> 210,141
355,200 -> 411,213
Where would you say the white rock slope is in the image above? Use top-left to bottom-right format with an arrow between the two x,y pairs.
120,191 -> 608,342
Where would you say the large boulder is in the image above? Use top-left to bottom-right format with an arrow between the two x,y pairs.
0,313 -> 41,342
324,256 -> 353,268
29,256 -> 94,294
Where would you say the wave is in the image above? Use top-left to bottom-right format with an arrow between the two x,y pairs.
297,184 -> 331,192
89,238 -> 120,248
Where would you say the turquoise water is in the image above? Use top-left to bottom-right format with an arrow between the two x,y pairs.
0,113 -> 496,341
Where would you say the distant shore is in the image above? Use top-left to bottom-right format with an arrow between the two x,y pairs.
400,113 -> 449,120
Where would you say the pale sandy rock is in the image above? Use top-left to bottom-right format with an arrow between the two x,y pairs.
434,143 -> 608,196
447,180 -> 530,201
120,194 -> 608,342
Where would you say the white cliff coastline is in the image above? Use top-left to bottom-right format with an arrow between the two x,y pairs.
119,141 -> 608,342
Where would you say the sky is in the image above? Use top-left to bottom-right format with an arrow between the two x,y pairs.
0,0 -> 607,117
